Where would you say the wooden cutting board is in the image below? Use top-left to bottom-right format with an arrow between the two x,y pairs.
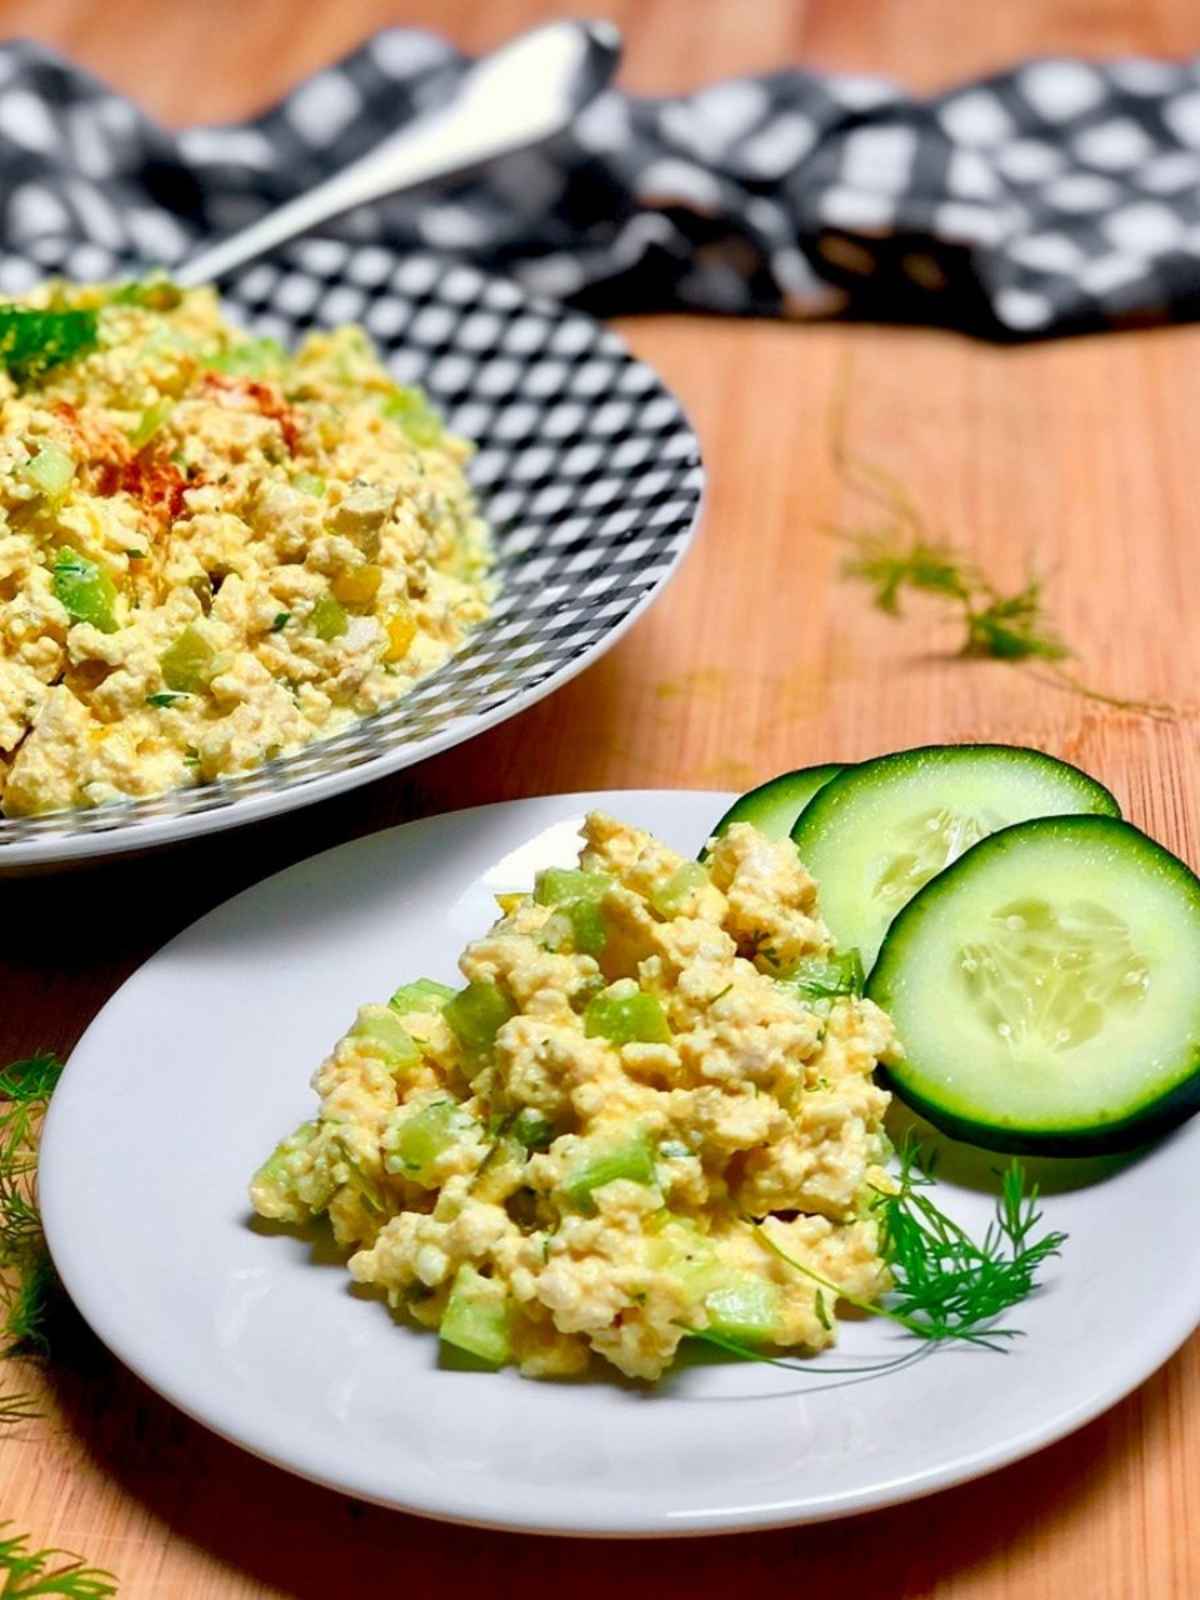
3,2 -> 1199,1595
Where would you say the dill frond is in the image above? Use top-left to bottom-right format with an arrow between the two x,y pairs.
827,359 -> 1175,715
0,1054 -> 65,1359
0,1524 -> 116,1598
752,1138 -> 1066,1350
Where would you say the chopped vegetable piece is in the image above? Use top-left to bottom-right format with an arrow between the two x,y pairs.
292,471 -> 326,496
389,978 -> 456,1015
533,867 -> 612,956
704,1280 -> 782,1344
584,989 -> 671,1046
0,306 -> 97,383
385,1099 -> 476,1185
440,1264 -> 510,1365
351,1004 -> 421,1070
109,275 -> 184,310
146,692 -> 186,708
384,606 -> 417,662
561,1132 -> 657,1210
51,548 -> 118,633
381,385 -> 443,447
778,949 -> 865,1002
252,1120 -> 321,1206
443,981 -> 514,1061
310,593 -> 348,641
512,1108 -> 555,1152
271,612 -> 290,632
205,337 -> 286,376
22,444 -> 75,499
333,563 -> 383,607
649,861 -> 709,918
127,398 -> 174,450
161,624 -> 218,692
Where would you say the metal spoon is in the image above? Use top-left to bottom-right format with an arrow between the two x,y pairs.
176,19 -> 621,288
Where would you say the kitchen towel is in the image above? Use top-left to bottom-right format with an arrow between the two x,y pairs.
2,30 -> 1200,337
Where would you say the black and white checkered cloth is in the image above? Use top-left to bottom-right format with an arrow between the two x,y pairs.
2,31 -> 1200,336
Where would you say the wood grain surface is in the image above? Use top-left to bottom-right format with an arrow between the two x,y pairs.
4,2 -> 1200,1595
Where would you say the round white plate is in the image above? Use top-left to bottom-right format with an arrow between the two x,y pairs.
40,790 -> 1200,1536
0,240 -> 702,871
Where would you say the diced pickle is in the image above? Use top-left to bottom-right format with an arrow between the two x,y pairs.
443,981 -> 514,1061
389,979 -> 456,1015
161,625 -> 217,692
351,1004 -> 421,1070
310,593 -> 348,641
52,548 -> 118,633
292,472 -> 325,497
584,990 -> 671,1046
778,950 -> 865,1003
381,385 -> 443,448
439,1264 -> 510,1365
561,1132 -> 657,1210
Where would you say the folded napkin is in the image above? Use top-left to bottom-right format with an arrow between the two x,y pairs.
2,31 -> 1200,337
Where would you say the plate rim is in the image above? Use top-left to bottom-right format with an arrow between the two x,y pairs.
38,789 -> 1200,1536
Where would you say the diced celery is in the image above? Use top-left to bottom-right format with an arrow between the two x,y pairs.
205,336 -> 286,376
51,548 -> 118,633
439,1264 -> 510,1365
127,398 -> 174,450
254,1120 -> 319,1190
291,472 -> 325,496
512,1108 -> 555,1153
443,981 -> 514,1061
161,625 -> 218,692
778,949 -> 865,1002
646,1220 -> 719,1292
704,1279 -> 782,1345
649,861 -> 710,919
584,990 -> 671,1046
384,1099 -> 476,1186
389,978 -> 456,1016
533,867 -> 612,956
351,1004 -> 421,1070
381,385 -> 443,448
310,593 -> 348,641
561,1132 -> 656,1210
23,444 -> 75,499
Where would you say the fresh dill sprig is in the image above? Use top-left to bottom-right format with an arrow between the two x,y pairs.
754,1139 -> 1066,1350
0,1054 -> 64,1361
828,359 -> 1176,714
0,1524 -> 116,1598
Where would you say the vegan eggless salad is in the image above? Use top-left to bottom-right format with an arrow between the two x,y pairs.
0,281 -> 492,815
252,814 -> 897,1381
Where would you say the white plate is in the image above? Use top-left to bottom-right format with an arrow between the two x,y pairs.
40,790 -> 1200,1536
0,241 -> 702,871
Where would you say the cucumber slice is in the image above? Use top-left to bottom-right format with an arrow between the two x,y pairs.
867,815 -> 1200,1155
707,763 -> 846,850
791,745 -> 1119,970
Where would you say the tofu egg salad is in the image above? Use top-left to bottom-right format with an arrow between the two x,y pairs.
250,813 -> 899,1382
0,280 -> 491,816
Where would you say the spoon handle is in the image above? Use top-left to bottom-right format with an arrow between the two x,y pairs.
176,19 -> 620,289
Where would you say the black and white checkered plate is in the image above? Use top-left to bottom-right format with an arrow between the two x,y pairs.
0,237 -> 703,870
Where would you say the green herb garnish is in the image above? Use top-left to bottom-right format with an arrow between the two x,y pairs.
0,308 -> 98,385
756,1139 -> 1066,1349
0,1054 -> 64,1360
828,360 -> 1174,718
145,692 -> 186,708
0,1524 -> 116,1598
271,612 -> 290,633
